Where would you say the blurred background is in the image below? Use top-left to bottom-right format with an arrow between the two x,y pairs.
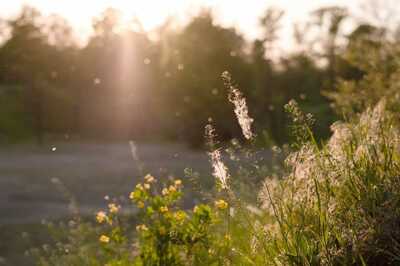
2,0 -> 399,146
0,0 -> 399,264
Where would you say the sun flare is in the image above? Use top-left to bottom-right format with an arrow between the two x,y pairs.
47,0 -> 191,33
108,1 -> 182,30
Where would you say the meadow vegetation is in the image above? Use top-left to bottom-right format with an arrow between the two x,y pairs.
31,38 -> 400,265
2,3 -> 400,266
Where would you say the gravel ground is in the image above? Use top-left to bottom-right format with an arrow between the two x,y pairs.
0,141 -> 211,224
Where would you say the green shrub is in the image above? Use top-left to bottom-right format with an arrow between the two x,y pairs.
0,85 -> 33,142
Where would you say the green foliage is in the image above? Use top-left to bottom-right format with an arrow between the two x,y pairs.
0,85 -> 33,142
284,99 -> 315,147
0,5 -> 342,145
326,25 -> 400,117
127,176 -> 218,265
35,175 -> 234,265
159,12 -> 252,146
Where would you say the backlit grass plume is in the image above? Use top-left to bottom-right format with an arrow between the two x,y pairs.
205,123 -> 230,190
222,71 -> 255,140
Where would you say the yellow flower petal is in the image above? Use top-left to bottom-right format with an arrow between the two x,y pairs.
108,203 -> 120,213
136,224 -> 149,231
215,199 -> 228,209
99,235 -> 110,243
144,174 -> 156,183
159,206 -> 169,213
96,211 -> 107,223
162,188 -> 169,196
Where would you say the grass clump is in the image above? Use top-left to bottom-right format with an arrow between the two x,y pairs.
259,99 -> 400,265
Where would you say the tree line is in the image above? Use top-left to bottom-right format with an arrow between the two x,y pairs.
0,5 -> 394,146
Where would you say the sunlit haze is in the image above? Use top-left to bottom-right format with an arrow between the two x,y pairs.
2,0 -> 364,45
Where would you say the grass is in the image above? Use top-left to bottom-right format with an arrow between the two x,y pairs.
14,68 -> 400,264
52,102 -> 399,264
0,223 -> 54,266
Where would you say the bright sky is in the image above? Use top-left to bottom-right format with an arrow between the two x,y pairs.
0,0 -> 384,48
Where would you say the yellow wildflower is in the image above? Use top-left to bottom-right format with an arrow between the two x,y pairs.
159,206 -> 169,213
137,201 -> 145,208
193,205 -> 199,214
174,179 -> 182,186
168,185 -> 176,193
144,174 -> 155,183
174,211 -> 187,222
99,235 -> 110,243
144,183 -> 150,190
96,211 -> 107,223
136,183 -> 144,190
136,224 -> 149,232
162,188 -> 169,196
108,203 -> 120,213
215,199 -> 228,210
129,191 -> 135,200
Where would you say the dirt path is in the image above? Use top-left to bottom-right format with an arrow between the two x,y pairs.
0,142 -> 210,224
